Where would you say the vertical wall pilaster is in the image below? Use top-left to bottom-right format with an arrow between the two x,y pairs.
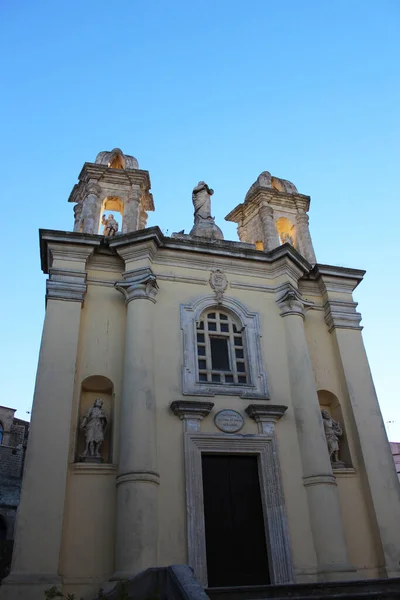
277,286 -> 355,581
112,268 -> 159,580
122,184 -> 141,234
2,244 -> 94,597
324,293 -> 400,578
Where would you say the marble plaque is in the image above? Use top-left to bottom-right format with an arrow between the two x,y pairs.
215,409 -> 244,433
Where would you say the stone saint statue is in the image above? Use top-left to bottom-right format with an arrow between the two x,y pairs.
280,231 -> 294,245
192,181 -> 214,223
189,181 -> 224,240
321,409 -> 343,467
80,399 -> 108,461
101,213 -> 119,237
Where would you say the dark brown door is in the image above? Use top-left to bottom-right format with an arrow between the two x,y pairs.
202,454 -> 270,587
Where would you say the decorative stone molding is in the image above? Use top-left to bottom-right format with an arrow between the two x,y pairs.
276,284 -> 313,318
183,433 -> 294,586
209,269 -> 227,304
246,404 -> 287,434
85,181 -> 102,197
180,295 -> 269,399
46,267 -> 87,303
303,474 -> 337,487
324,299 -> 363,332
115,267 -> 158,304
171,400 -> 214,432
116,471 -> 160,485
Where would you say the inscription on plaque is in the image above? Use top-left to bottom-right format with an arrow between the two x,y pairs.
215,409 -> 244,433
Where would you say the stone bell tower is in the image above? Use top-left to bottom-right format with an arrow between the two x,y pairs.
69,148 -> 154,235
225,171 -> 317,265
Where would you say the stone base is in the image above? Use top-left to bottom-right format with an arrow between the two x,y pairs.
79,456 -> 104,464
189,218 -> 224,240
332,461 -> 346,470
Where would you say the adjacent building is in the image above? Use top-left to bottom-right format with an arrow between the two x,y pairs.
2,149 -> 400,600
0,406 -> 29,581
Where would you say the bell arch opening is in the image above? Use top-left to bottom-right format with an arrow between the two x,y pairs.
276,216 -> 296,248
98,196 -> 124,235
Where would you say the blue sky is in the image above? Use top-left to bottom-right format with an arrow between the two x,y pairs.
1,1 -> 399,437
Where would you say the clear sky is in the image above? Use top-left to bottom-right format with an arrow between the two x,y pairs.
1,1 -> 399,438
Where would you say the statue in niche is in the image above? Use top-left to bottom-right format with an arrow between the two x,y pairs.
80,398 -> 109,462
280,231 -> 294,245
102,213 -> 119,237
321,409 -> 344,468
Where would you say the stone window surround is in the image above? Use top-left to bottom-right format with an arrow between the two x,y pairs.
180,295 -> 269,399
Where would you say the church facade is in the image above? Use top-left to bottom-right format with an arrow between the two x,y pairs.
2,149 -> 400,599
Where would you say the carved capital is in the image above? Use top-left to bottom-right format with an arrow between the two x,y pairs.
46,267 -> 87,303
259,202 -> 274,221
296,209 -> 309,225
276,285 -> 307,318
170,400 -> 214,432
115,268 -> 158,304
246,404 -> 287,434
86,181 -> 102,197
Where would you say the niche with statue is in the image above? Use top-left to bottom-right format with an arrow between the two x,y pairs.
76,375 -> 113,464
318,389 -> 352,470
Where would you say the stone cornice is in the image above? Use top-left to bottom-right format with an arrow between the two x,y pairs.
225,189 -> 311,224
245,404 -> 288,423
170,400 -> 214,420
324,299 -> 363,332
308,263 -> 365,294
67,162 -> 151,204
40,229 -> 102,274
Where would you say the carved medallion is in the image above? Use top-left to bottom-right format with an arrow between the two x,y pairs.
209,269 -> 228,304
214,409 -> 244,433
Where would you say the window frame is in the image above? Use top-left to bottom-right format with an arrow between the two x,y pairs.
181,295 -> 269,398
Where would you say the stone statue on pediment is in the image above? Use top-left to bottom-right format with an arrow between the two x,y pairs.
189,181 -> 224,240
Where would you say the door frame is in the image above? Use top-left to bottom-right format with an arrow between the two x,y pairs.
184,433 -> 294,587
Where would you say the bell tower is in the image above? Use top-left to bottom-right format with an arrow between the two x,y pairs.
69,148 -> 154,236
225,171 -> 317,265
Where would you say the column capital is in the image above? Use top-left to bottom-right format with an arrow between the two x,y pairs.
85,181 -> 102,197
295,208 -> 309,224
115,267 -> 158,304
170,400 -> 214,432
276,284 -> 313,318
245,404 -> 287,434
259,202 -> 273,219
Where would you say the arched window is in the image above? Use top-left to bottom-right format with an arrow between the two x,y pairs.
196,309 -> 248,385
181,296 -> 269,398
0,423 -> 3,445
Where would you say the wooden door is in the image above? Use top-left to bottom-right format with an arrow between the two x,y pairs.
202,454 -> 270,587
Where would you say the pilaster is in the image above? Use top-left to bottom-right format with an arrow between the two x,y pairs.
260,202 -> 280,251
112,267 -> 159,580
276,284 -> 355,581
295,209 -> 316,265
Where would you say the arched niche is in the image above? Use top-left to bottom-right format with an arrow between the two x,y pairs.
98,196 -> 124,234
76,375 -> 114,464
276,216 -> 296,248
318,390 -> 352,468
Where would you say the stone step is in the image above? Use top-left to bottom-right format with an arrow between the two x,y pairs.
206,578 -> 400,600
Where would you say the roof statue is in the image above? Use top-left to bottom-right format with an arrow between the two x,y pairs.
189,181 -> 224,240
95,148 -> 139,170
